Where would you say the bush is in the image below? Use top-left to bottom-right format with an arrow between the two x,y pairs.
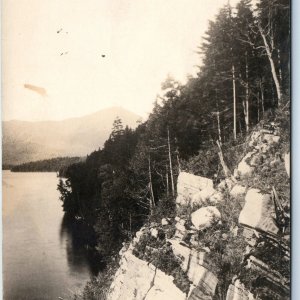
73,257 -> 119,300
194,192 -> 248,299
150,194 -> 176,223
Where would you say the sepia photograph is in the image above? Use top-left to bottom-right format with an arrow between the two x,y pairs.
2,0 -> 290,299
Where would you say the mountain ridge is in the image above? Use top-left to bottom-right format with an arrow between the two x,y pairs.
2,107 -> 141,165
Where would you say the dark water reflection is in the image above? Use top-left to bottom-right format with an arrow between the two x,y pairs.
3,171 -> 104,300
59,215 -> 105,277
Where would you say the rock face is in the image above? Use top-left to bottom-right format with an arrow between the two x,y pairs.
226,280 -> 255,300
239,189 -> 279,235
108,251 -> 186,300
145,269 -> 186,300
108,251 -> 157,300
187,263 -> 218,295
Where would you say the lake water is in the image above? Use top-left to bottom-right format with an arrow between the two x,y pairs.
3,171 -> 101,300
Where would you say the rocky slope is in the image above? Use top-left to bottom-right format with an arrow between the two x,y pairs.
105,122 -> 290,300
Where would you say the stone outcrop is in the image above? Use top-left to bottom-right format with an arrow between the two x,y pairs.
107,124 -> 289,300
145,268 -> 186,300
108,251 -> 157,300
237,151 -> 256,178
239,189 -> 279,236
226,280 -> 255,300
176,172 -> 221,207
108,250 -> 186,300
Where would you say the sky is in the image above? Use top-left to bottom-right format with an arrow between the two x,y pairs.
2,0 -> 240,121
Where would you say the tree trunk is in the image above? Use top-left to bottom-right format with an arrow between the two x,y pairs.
232,64 -> 237,140
277,49 -> 282,83
148,154 -> 155,213
245,51 -> 249,132
260,79 -> 265,117
166,164 -> 169,197
216,111 -> 222,144
167,128 -> 175,198
257,92 -> 260,122
216,140 -> 231,178
258,25 -> 282,106
129,213 -> 132,238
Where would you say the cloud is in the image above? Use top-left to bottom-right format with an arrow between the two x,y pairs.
24,84 -> 47,96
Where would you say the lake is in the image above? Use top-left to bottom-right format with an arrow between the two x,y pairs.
3,171 -> 101,300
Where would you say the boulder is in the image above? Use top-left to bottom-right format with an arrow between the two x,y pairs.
191,206 -> 221,230
239,189 -> 279,235
176,172 -> 214,206
175,221 -> 186,232
150,228 -> 158,238
230,184 -> 247,198
161,218 -> 170,226
237,152 -> 256,178
263,133 -> 280,145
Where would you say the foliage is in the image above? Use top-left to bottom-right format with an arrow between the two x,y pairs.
195,192 -> 247,299
73,256 -> 119,300
149,194 -> 176,223
10,156 -> 84,174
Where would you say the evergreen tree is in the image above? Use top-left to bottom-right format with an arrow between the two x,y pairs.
110,116 -> 124,140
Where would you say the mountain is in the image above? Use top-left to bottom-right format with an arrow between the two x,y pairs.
2,107 -> 141,165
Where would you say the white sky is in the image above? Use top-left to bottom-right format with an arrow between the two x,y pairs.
2,0 -> 239,121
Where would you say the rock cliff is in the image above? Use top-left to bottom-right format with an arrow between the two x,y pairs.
106,123 -> 290,300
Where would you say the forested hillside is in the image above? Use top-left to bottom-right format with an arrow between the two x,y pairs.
10,156 -> 84,174
58,1 -> 290,298
3,107 -> 140,165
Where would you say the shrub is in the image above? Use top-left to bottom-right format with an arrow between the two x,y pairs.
73,257 -> 119,300
195,193 -> 248,299
150,194 -> 176,223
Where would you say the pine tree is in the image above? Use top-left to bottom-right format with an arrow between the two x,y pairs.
110,116 -> 124,140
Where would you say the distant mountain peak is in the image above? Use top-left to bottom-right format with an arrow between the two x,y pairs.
2,107 -> 141,165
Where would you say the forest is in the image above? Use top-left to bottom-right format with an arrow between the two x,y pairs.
58,0 -> 290,261
11,156 -> 84,173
